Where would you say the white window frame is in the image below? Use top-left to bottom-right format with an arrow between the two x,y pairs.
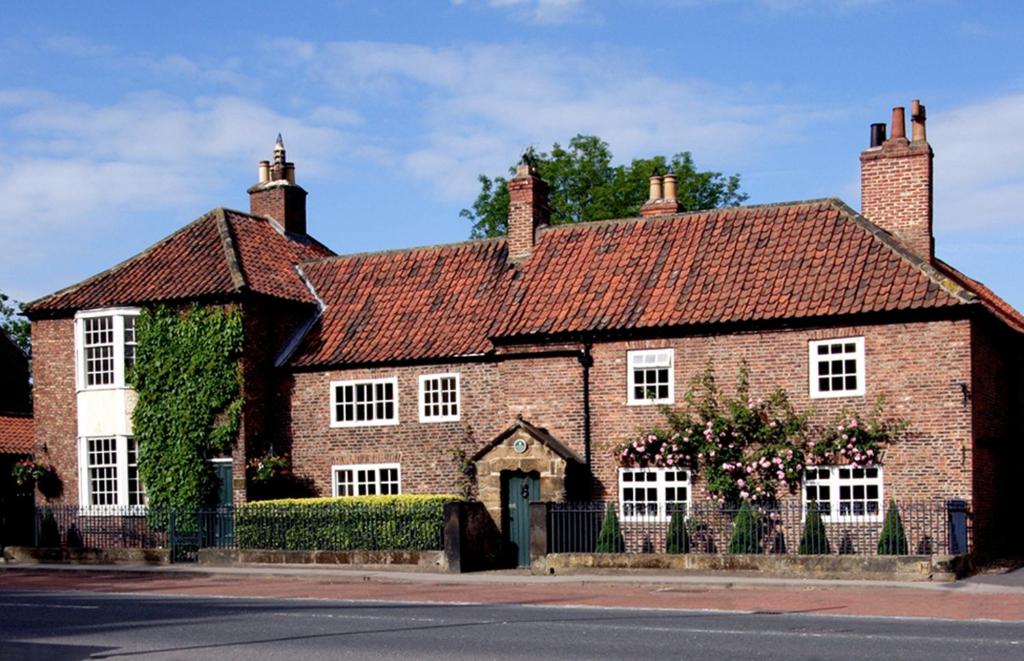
74,308 -> 141,391
618,467 -> 690,522
329,377 -> 400,427
418,373 -> 461,423
802,465 -> 883,523
627,348 -> 675,405
808,337 -> 866,399
77,435 -> 146,514
331,463 -> 402,497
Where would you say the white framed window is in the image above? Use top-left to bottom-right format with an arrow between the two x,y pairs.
419,373 -> 460,423
627,349 -> 674,405
330,377 -> 399,427
809,337 -> 865,398
75,308 -> 140,390
332,463 -> 401,497
79,435 -> 146,512
618,467 -> 689,521
803,466 -> 882,522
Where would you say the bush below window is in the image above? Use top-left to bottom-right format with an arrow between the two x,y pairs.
235,495 -> 459,551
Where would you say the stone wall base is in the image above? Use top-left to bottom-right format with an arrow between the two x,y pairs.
198,548 -> 447,570
3,546 -> 171,565
537,553 -> 973,582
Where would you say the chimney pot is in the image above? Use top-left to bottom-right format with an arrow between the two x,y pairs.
258,160 -> 270,183
890,106 -> 906,141
869,123 -> 887,148
285,162 -> 296,185
663,172 -> 677,201
911,99 -> 927,142
648,174 -> 663,202
249,136 -> 307,236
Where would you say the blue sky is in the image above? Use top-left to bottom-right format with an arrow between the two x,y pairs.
3,1 -> 1023,311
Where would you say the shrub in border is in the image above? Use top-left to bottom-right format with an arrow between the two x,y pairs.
595,504 -> 625,553
877,500 -> 908,555
798,503 -> 830,555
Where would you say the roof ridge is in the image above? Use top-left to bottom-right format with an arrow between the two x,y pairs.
827,199 -> 977,306
223,207 -> 336,256
299,235 -> 506,268
215,208 -> 248,292
535,197 -> 839,235
23,209 -> 223,314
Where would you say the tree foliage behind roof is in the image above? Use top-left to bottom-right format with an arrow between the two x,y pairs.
0,290 -> 31,356
461,135 -> 748,239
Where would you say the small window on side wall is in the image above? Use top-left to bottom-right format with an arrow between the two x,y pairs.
330,377 -> 399,427
332,463 -> 401,497
419,373 -> 460,423
627,349 -> 674,405
808,337 -> 865,398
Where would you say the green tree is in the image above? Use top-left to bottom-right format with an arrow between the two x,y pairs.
461,135 -> 748,238
798,503 -> 831,555
595,504 -> 625,553
877,500 -> 908,555
0,290 -> 30,356
728,502 -> 762,554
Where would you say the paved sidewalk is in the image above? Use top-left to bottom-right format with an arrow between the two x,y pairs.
4,562 -> 1024,622
3,561 -> 1023,594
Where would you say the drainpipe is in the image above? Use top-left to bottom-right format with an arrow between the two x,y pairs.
578,340 -> 594,477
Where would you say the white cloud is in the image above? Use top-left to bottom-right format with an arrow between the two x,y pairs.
282,40 -> 821,200
0,91 -> 351,260
451,0 -> 585,24
930,93 -> 1024,230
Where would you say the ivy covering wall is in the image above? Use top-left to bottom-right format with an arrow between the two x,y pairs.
132,305 -> 244,514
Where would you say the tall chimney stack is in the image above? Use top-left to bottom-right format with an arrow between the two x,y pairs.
248,135 -> 308,236
506,154 -> 550,262
860,101 -> 934,260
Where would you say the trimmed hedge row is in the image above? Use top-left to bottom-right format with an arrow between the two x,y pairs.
235,495 -> 459,551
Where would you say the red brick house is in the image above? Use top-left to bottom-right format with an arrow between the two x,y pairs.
23,104 -> 1024,560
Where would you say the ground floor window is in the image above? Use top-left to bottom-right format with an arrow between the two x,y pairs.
803,465 -> 882,521
332,463 -> 401,497
618,467 -> 689,521
79,435 -> 146,511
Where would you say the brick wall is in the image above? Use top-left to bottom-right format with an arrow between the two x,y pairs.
31,317 -> 78,505
860,139 -> 933,259
282,319 -> 975,517
507,169 -> 549,262
970,313 -> 1024,558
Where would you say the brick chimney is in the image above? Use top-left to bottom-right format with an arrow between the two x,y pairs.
640,170 -> 681,217
507,154 -> 550,262
860,100 -> 934,260
248,134 -> 308,235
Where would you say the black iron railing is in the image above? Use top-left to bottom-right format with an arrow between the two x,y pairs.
547,499 -> 971,556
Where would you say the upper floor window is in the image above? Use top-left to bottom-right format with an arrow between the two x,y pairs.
808,337 -> 865,398
627,349 -> 674,405
619,467 -> 689,521
332,463 -> 401,497
76,309 -> 140,390
330,377 -> 399,427
803,465 -> 882,521
419,373 -> 460,423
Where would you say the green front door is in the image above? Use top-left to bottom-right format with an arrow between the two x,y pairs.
207,460 -> 234,547
505,472 -> 540,568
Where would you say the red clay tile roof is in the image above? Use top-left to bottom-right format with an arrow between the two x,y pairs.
932,258 -> 1024,333
0,415 -> 33,455
289,198 -> 1003,367
24,209 -> 333,315
494,199 -> 972,339
291,240 -> 512,366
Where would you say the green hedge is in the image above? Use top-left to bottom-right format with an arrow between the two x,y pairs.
235,495 -> 459,551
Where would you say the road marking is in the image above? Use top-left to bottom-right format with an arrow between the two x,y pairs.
0,601 -> 98,610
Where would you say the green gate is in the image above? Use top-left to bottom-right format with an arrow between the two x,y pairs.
504,471 -> 540,568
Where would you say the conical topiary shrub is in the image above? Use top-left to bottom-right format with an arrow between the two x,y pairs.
665,509 -> 690,554
728,502 -> 762,554
595,504 -> 625,553
38,510 -> 60,548
877,500 -> 908,555
799,503 -> 831,555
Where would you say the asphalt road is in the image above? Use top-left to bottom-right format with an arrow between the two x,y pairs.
1,589 -> 1023,661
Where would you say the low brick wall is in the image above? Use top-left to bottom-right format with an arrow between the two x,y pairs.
537,553 -> 971,582
3,546 -> 171,565
199,548 -> 447,570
